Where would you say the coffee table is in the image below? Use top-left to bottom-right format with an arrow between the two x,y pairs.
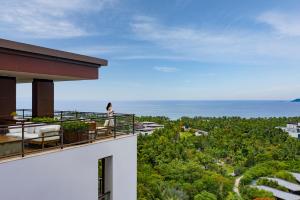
0,135 -> 22,157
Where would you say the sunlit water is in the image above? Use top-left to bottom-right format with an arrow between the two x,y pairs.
17,100 -> 300,119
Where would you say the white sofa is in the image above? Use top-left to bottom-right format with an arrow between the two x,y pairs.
7,124 -> 61,144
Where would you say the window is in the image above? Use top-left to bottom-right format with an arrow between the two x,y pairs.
98,157 -> 112,200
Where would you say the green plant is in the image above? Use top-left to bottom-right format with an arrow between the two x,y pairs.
137,116 -> 300,200
31,117 -> 58,123
194,191 -> 217,200
62,121 -> 89,133
240,186 -> 274,200
275,171 -> 298,183
225,192 -> 242,200
257,178 -> 288,192
10,111 -> 17,117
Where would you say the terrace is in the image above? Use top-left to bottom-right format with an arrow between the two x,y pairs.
0,39 -> 138,200
0,38 -> 136,162
0,109 -> 135,162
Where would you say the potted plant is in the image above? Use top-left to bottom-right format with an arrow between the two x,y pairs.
62,121 -> 89,144
10,111 -> 17,120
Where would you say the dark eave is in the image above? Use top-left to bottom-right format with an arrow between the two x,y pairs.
0,38 -> 108,66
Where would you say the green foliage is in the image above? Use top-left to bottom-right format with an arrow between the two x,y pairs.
240,161 -> 289,185
31,117 -> 58,123
161,187 -> 189,200
194,191 -> 217,200
257,178 -> 288,192
136,116 -> 170,124
275,171 -> 298,183
240,160 -> 300,187
10,111 -> 17,117
62,121 -> 89,133
225,192 -> 242,200
137,116 -> 300,200
240,186 -> 274,200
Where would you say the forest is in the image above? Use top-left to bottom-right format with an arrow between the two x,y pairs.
137,116 -> 300,200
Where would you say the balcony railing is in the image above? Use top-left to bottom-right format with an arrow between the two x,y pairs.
0,109 -> 135,161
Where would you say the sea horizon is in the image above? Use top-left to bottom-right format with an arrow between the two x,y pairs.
17,99 -> 300,119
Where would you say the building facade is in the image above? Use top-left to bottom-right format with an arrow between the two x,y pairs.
0,38 -> 137,200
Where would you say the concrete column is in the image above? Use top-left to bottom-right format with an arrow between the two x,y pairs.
32,79 -> 54,117
0,76 -> 16,120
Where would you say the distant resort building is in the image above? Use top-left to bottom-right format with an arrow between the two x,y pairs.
181,125 -> 209,137
255,185 -> 300,200
266,178 -> 300,194
278,123 -> 300,139
195,130 -> 209,136
135,122 -> 164,136
253,173 -> 300,200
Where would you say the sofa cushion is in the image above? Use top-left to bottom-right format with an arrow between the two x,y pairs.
25,127 -> 35,134
35,125 -> 60,136
8,126 -> 22,134
8,124 -> 45,134
7,125 -> 61,143
6,132 -> 36,139
23,133 -> 39,139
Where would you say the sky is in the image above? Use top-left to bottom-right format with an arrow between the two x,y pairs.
1,0 -> 300,101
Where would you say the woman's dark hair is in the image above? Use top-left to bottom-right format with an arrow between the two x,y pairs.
106,102 -> 112,111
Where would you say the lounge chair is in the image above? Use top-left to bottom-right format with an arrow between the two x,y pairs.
6,124 -> 61,149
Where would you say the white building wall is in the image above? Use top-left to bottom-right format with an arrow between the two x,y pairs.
287,124 -> 297,129
288,131 -> 300,139
0,135 -> 137,200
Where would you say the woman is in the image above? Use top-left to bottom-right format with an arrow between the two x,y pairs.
105,102 -> 114,133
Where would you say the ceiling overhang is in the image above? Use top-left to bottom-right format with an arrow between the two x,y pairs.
0,38 -> 108,83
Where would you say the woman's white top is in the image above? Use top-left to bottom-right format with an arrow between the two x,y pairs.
107,107 -> 114,117
105,107 -> 114,127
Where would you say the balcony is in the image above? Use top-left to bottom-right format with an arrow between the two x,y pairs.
0,109 -> 135,162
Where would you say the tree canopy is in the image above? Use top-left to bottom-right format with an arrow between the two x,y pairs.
137,116 -> 300,200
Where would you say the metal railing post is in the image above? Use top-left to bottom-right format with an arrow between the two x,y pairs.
88,128 -> 91,143
114,115 -> 116,138
60,126 -> 64,149
21,121 -> 25,157
132,114 -> 135,135
60,111 -> 63,121
22,109 -> 25,119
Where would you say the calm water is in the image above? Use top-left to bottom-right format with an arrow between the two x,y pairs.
17,100 -> 300,119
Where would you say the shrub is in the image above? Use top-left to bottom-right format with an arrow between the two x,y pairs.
194,191 -> 217,200
275,171 -> 298,183
161,187 -> 188,200
257,178 -> 288,192
240,186 -> 274,200
240,161 -> 288,185
31,117 -> 58,123
62,121 -> 89,133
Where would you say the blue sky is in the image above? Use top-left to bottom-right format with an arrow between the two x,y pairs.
1,0 -> 300,100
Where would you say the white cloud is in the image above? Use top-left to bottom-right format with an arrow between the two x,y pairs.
67,45 -> 128,56
0,0 -> 116,39
258,11 -> 300,37
67,43 -> 194,61
130,15 -> 300,65
154,66 -> 178,73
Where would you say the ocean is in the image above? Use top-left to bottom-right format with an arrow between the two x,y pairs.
17,100 -> 300,119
